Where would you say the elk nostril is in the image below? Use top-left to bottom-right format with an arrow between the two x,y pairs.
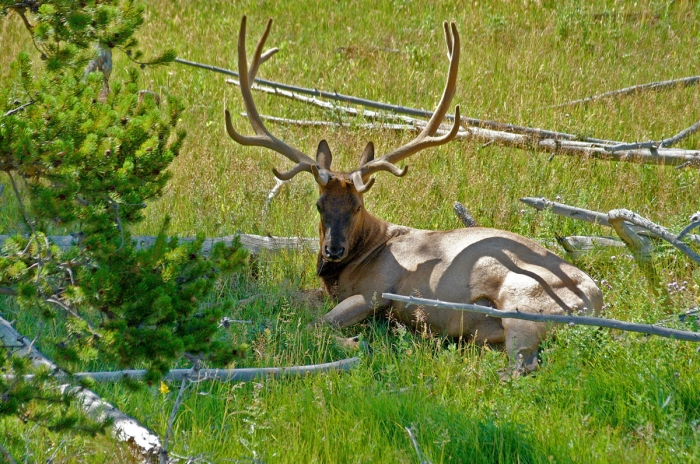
325,245 -> 345,259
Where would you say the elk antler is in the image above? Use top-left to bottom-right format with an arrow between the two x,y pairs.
225,16 -> 321,182
352,21 -> 461,191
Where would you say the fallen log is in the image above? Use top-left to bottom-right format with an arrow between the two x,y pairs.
0,316 -> 163,462
0,233 -> 318,255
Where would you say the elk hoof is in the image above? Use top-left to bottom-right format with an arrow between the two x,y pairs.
334,335 -> 369,352
498,366 -> 526,382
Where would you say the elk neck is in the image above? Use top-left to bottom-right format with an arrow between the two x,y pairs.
316,205 -> 397,298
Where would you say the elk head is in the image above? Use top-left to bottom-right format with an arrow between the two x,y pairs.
225,16 -> 461,263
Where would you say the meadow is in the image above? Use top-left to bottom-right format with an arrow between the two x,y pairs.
2,0 -> 700,462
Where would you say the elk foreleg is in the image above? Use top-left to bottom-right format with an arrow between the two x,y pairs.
501,319 -> 546,378
321,294 -> 376,328
318,294 -> 377,350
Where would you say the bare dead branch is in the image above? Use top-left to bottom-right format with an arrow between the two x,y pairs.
161,361 -> 199,463
551,75 -> 700,108
7,358 -> 361,383
555,235 -> 626,257
453,202 -> 478,227
382,293 -> 700,342
607,119 -> 700,152
607,210 -> 665,299
678,214 -> 700,240
405,426 -> 432,464
0,286 -> 18,296
256,113 -> 419,131
246,83 -> 700,166
0,233 -> 318,256
520,197 -> 614,227
608,209 -> 700,265
520,197 -> 700,245
0,443 -> 18,464
227,78 -> 620,145
2,101 -> 34,117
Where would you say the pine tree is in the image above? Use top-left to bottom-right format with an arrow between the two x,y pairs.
0,0 -> 246,451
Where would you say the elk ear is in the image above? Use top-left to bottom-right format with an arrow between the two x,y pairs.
359,142 -> 374,166
316,140 -> 333,170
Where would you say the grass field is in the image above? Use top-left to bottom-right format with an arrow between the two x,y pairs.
2,0 -> 700,462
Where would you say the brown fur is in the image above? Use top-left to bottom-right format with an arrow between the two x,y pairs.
313,175 -> 603,374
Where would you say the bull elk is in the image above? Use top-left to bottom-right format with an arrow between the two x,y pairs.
225,16 -> 603,374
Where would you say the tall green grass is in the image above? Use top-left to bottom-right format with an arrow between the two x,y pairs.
2,0 -> 700,461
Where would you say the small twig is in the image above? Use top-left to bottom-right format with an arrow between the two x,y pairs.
6,171 -> 34,234
677,213 -> 700,240
383,293 -> 700,342
0,443 -> 18,464
404,426 -> 431,464
2,101 -> 34,117
606,119 -> 700,152
551,75 -> 700,108
108,199 -> 126,251
675,159 -> 700,170
7,3 -> 33,31
218,317 -> 253,328
161,361 -> 199,463
453,202 -> 478,227
44,297 -> 100,337
233,294 -> 263,307
263,177 -> 289,216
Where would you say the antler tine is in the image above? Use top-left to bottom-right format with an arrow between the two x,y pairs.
357,21 -> 461,179
443,21 -> 454,60
225,16 -> 317,179
248,18 -> 276,83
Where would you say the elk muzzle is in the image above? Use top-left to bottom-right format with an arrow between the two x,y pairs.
321,228 -> 349,262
